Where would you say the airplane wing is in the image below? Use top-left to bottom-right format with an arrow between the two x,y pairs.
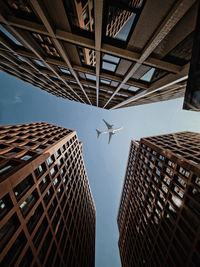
108,132 -> 114,144
103,119 -> 113,129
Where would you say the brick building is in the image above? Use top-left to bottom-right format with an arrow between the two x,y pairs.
118,132 -> 200,266
0,122 -> 95,267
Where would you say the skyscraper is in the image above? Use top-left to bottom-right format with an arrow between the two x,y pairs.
0,0 -> 198,109
0,122 -> 96,267
118,132 -> 200,266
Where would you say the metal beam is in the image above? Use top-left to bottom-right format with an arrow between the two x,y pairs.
94,0 -> 103,106
29,0 -> 92,105
111,63 -> 189,109
72,65 -> 148,89
0,29 -> 78,101
104,0 -> 195,108
2,15 -> 181,73
0,13 -> 84,103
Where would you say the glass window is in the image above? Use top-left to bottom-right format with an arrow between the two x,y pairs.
83,6 -> 89,25
39,174 -> 50,193
26,203 -> 44,234
50,166 -> 57,177
36,146 -> 46,152
0,165 -> 12,175
20,153 -> 33,161
102,61 -> 116,72
128,86 -> 138,92
100,78 -> 111,85
34,163 -> 46,179
46,155 -> 54,166
85,73 -> 96,81
48,197 -> 58,218
19,247 -> 33,267
20,189 -> 39,217
55,149 -> 61,159
59,67 -> 71,75
0,194 -> 13,220
0,25 -> 22,46
38,230 -> 52,263
1,231 -> 27,266
115,14 -> 136,41
0,213 -> 20,252
5,148 -> 22,157
14,174 -> 34,200
53,176 -> 60,188
140,68 -> 155,82
33,217 -> 48,249
43,187 -> 54,206
33,59 -> 45,67
103,54 -> 120,64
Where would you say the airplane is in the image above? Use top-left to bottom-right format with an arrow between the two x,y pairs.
96,119 -> 123,144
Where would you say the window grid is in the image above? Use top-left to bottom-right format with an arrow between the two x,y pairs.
118,132 -> 200,267
0,122 -> 95,267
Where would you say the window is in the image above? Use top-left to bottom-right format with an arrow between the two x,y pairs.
140,68 -> 155,82
159,154 -> 165,161
53,176 -> 61,189
43,187 -> 54,206
0,213 -> 20,253
1,231 -> 27,266
179,167 -> 190,178
50,166 -> 58,177
19,247 -> 33,267
14,174 -> 34,201
85,73 -> 96,81
5,148 -> 22,157
59,67 -> 71,75
48,197 -> 58,218
100,78 -> 111,85
39,175 -> 50,193
34,163 -> 46,179
55,149 -> 61,159
0,164 -> 13,176
45,242 -> 56,266
52,208 -> 61,231
128,86 -> 138,92
36,145 -> 46,152
0,194 -> 13,220
20,189 -> 39,217
46,155 -> 54,166
20,153 -> 34,161
58,158 -> 64,166
27,203 -> 44,234
57,185 -> 64,199
39,230 -> 52,263
103,54 -> 120,64
33,217 -> 48,249
60,194 -> 67,210
82,6 -> 89,25
0,25 -> 22,46
155,169 -> 161,176
102,61 -> 116,72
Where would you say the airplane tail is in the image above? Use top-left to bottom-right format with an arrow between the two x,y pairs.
96,129 -> 101,138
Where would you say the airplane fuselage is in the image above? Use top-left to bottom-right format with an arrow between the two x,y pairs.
100,127 -> 123,135
96,119 -> 123,143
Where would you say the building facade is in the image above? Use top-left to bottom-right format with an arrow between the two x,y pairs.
0,122 -> 96,267
118,132 -> 200,266
0,0 -> 198,110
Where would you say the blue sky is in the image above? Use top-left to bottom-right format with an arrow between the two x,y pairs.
0,71 -> 200,267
